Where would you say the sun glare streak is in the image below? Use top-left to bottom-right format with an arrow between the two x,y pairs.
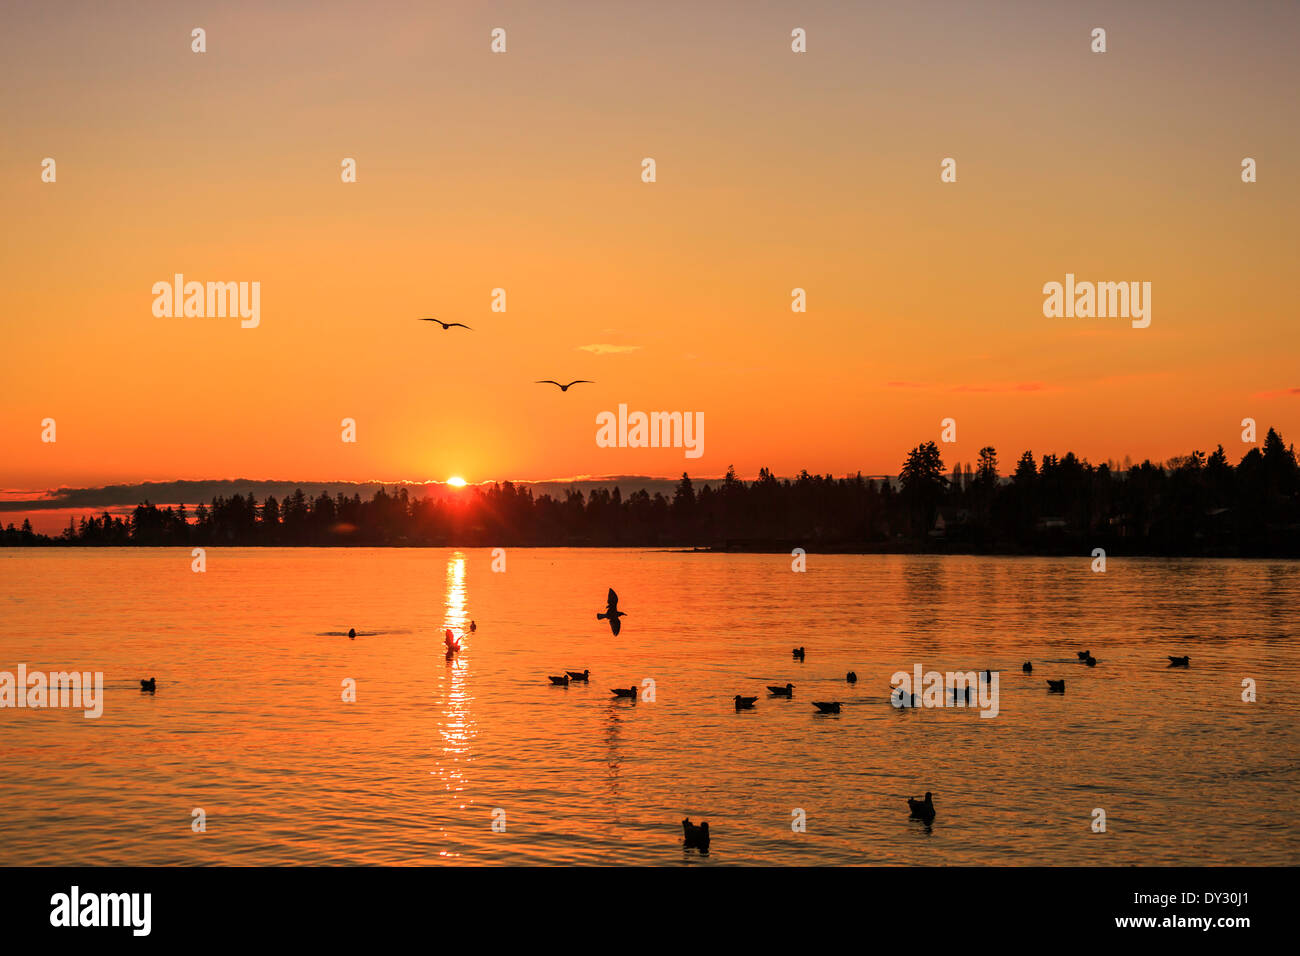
432,552 -> 475,841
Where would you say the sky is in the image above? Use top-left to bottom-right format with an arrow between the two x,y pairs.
2,0 -> 1298,497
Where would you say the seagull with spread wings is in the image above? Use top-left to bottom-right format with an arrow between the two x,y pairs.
597,587 -> 626,636
418,317 -> 473,330
536,380 -> 593,391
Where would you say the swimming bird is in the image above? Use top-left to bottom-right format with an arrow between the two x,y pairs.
892,687 -> 918,708
1168,655 -> 1190,667
348,628 -> 356,640
548,675 -> 570,686
469,620 -> 476,632
1085,655 -> 1097,667
1022,661 -> 1033,673
846,671 -> 857,684
792,646 -> 806,660
418,317 -> 472,330
566,669 -> 590,682
1047,679 -> 1066,693
1077,651 -> 1092,661
734,694 -> 758,710
597,588 -> 626,636
812,701 -> 842,714
611,686 -> 638,699
907,792 -> 936,824
140,677 -> 156,692
682,818 -> 710,851
535,380 -> 593,392
767,683 -> 794,697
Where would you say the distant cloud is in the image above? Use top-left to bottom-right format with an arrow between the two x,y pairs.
886,381 -> 1048,393
578,344 -> 642,355
951,382 -> 1047,393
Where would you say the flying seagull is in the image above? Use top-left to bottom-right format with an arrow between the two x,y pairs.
597,588 -> 626,636
536,380 -> 593,391
418,318 -> 472,330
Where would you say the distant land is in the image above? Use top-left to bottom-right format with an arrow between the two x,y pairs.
4,429 -> 1298,557
0,476 -> 786,536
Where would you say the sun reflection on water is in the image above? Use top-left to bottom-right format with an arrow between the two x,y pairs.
429,552 -> 476,855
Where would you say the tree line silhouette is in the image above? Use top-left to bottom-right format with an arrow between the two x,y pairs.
4,427 -> 1298,556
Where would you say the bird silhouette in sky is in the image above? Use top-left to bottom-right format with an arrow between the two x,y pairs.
418,318 -> 472,330
536,380 -> 593,391
597,588 -> 626,636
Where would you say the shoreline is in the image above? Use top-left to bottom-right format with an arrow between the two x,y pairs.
3,541 -> 1298,559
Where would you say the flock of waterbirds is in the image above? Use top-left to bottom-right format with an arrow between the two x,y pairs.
130,579 -> 1195,855
538,587 -> 1197,851
418,316 -> 593,392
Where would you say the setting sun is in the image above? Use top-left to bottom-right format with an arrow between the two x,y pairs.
447,476 -> 467,488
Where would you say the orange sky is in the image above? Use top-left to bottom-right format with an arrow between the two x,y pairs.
3,0 -> 1298,491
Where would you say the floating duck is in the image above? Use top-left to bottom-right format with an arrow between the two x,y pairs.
1168,655 -> 1190,667
1077,651 -> 1092,661
140,677 -> 156,693
682,818 -> 710,851
611,686 -> 638,699
1046,679 -> 1066,693
348,628 -> 356,639
907,792 -> 936,824
1085,655 -> 1097,667
846,671 -> 857,684
733,694 -> 758,710
565,669 -> 590,682
892,687 -> 918,708
469,620 -> 477,632
767,683 -> 794,698
812,701 -> 842,714
792,647 -> 806,660
548,675 -> 570,686
1022,661 -> 1033,674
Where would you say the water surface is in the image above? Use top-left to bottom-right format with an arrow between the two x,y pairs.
1,548 -> 1296,865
